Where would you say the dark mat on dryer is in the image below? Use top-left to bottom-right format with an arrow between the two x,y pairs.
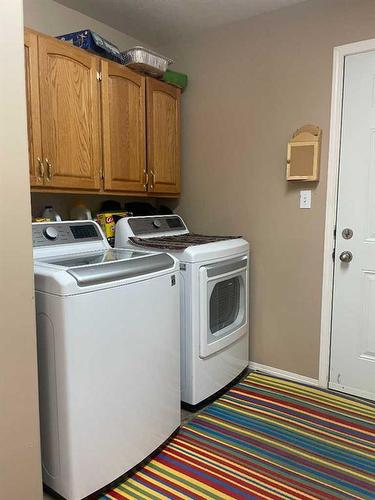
129,233 -> 241,250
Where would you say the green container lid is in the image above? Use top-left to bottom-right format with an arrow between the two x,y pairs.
162,69 -> 188,91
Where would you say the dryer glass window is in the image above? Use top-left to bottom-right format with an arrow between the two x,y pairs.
209,277 -> 240,333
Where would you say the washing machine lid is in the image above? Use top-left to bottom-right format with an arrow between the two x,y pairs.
36,248 -> 175,287
40,248 -> 144,268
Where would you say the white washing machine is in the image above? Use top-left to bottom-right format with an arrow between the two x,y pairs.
115,215 -> 249,407
32,221 -> 180,500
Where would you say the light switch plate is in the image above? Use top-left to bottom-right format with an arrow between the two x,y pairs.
300,190 -> 311,209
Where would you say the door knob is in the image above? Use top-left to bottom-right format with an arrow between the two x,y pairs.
339,251 -> 353,263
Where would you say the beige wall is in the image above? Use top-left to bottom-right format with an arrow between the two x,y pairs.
0,1 -> 42,498
23,0 -> 142,50
159,0 -> 375,378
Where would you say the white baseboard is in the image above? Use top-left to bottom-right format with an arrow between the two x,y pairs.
329,382 -> 374,401
249,362 -> 319,387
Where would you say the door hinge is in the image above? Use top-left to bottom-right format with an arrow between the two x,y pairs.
96,71 -> 102,81
333,225 -> 337,238
332,248 -> 336,261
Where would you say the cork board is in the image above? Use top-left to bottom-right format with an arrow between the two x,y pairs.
286,125 -> 321,181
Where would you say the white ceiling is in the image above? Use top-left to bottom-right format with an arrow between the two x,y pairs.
54,0 -> 308,46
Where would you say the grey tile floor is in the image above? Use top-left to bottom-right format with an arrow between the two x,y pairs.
181,406 -> 199,424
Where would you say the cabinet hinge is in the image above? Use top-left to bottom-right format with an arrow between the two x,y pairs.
332,248 -> 336,261
96,71 -> 102,81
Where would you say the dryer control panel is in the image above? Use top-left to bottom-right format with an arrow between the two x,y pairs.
32,221 -> 102,247
128,216 -> 187,236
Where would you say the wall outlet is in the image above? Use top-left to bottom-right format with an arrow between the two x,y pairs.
300,190 -> 311,209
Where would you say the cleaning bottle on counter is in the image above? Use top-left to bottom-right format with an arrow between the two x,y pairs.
42,205 -> 62,221
70,201 -> 92,220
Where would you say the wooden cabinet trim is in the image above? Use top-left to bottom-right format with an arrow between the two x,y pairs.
30,187 -> 180,198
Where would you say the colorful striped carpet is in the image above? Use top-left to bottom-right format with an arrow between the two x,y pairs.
101,372 -> 375,499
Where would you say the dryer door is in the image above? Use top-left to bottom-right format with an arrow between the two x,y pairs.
199,256 -> 248,358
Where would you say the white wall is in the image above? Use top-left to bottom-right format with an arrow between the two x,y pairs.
0,1 -> 42,498
23,0 -> 143,50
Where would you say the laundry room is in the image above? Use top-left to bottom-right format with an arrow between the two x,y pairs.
2,1 -> 375,499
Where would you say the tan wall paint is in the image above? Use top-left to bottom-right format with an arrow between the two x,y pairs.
0,1 -> 42,498
23,0 -> 142,50
159,0 -> 375,378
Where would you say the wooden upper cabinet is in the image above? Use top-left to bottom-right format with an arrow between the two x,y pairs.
24,29 -> 182,197
24,30 -> 43,186
101,61 -> 146,192
146,78 -> 181,194
38,36 -> 101,190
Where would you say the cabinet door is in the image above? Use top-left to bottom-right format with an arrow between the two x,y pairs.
101,61 -> 146,192
24,30 -> 43,186
38,36 -> 101,190
146,78 -> 181,194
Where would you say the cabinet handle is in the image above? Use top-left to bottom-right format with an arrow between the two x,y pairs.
45,158 -> 53,181
37,157 -> 44,179
143,171 -> 149,191
150,169 -> 155,190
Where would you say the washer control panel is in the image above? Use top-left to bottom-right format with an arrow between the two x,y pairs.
32,221 -> 102,247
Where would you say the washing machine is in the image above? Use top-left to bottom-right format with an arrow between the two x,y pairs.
115,215 -> 249,408
32,220 -> 180,500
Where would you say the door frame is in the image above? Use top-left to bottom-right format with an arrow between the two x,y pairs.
319,38 -> 375,388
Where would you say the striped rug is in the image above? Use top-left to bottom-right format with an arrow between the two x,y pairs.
101,372 -> 375,499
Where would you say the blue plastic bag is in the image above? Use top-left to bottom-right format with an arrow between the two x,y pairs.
57,29 -> 123,64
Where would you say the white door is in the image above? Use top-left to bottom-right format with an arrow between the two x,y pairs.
330,50 -> 375,400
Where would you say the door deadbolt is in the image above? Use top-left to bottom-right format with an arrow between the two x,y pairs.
339,251 -> 353,263
342,228 -> 353,240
